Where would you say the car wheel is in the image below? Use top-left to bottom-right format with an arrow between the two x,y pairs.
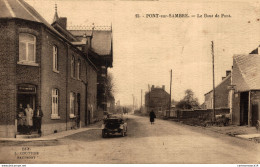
102,130 -> 106,138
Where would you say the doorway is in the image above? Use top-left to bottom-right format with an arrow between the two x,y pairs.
240,92 -> 249,125
17,94 -> 36,134
252,101 -> 259,126
77,93 -> 81,128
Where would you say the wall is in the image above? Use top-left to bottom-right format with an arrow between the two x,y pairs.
251,91 -> 260,126
204,76 -> 231,109
87,64 -> 98,122
0,20 -> 17,137
40,27 -> 68,135
177,108 -> 230,120
67,47 -> 87,129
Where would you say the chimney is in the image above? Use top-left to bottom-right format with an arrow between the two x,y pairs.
226,70 -> 231,77
81,33 -> 88,53
162,85 -> 165,90
151,85 -> 154,90
57,17 -> 67,29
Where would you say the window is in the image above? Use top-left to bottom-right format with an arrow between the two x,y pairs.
19,33 -> 36,63
53,45 -> 58,72
71,55 -> 75,78
51,89 -> 59,119
70,92 -> 76,118
77,59 -> 81,79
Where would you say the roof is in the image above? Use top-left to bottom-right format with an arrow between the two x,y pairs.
0,0 -> 62,37
249,45 -> 259,54
69,29 -> 112,56
233,54 -> 260,91
0,0 -> 98,71
204,74 -> 231,95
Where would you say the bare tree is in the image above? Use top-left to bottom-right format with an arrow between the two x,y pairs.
176,89 -> 200,109
105,72 -> 115,100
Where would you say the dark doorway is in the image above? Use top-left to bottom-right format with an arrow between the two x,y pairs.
240,92 -> 249,125
17,94 -> 36,134
17,94 -> 35,111
77,93 -> 81,128
252,102 -> 259,126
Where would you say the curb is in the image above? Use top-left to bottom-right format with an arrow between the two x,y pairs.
0,127 -> 102,142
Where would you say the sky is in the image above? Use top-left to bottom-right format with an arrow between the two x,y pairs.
25,0 -> 260,106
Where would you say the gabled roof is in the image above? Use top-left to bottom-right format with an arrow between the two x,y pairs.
233,54 -> 260,91
0,0 -> 98,71
204,74 -> 231,95
52,22 -> 79,42
69,29 -> 112,56
0,0 -> 62,37
249,46 -> 259,54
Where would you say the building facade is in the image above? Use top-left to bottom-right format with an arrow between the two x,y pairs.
0,0 -> 111,138
69,27 -> 113,113
204,70 -> 231,109
230,46 -> 260,126
145,85 -> 170,116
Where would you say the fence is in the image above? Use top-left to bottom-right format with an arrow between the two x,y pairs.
165,108 -> 230,120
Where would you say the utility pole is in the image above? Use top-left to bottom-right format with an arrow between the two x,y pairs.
168,69 -> 172,117
141,89 -> 143,112
148,84 -> 151,113
132,94 -> 134,112
211,41 -> 216,122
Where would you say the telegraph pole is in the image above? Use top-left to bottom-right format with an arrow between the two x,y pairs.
132,94 -> 134,112
168,69 -> 172,117
148,84 -> 151,113
211,41 -> 216,122
141,89 -> 143,112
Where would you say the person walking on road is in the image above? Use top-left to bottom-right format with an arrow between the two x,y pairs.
149,110 -> 156,125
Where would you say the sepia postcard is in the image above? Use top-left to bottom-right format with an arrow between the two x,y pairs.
0,0 -> 259,166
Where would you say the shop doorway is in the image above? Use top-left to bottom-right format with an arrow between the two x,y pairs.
17,94 -> 35,111
17,84 -> 37,134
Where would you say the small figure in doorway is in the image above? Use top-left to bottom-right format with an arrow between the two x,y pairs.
17,103 -> 26,133
34,105 -> 43,136
25,104 -> 33,134
17,103 -> 25,126
149,110 -> 156,125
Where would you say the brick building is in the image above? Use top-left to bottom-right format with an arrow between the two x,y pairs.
230,46 -> 260,126
0,0 -> 111,138
69,26 -> 113,113
145,85 -> 170,116
204,70 -> 231,109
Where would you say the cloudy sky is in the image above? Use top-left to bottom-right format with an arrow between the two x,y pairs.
25,0 -> 260,106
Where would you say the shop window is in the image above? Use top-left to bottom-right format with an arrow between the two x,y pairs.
18,33 -> 36,65
53,45 -> 58,72
70,92 -> 76,118
71,55 -> 76,78
51,89 -> 60,119
77,59 -> 81,80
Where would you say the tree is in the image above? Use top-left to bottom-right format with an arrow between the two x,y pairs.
176,89 -> 200,109
105,72 -> 115,100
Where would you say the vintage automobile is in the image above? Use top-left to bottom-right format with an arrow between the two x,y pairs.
101,115 -> 127,138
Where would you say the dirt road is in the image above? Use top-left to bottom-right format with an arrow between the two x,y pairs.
0,115 -> 259,164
